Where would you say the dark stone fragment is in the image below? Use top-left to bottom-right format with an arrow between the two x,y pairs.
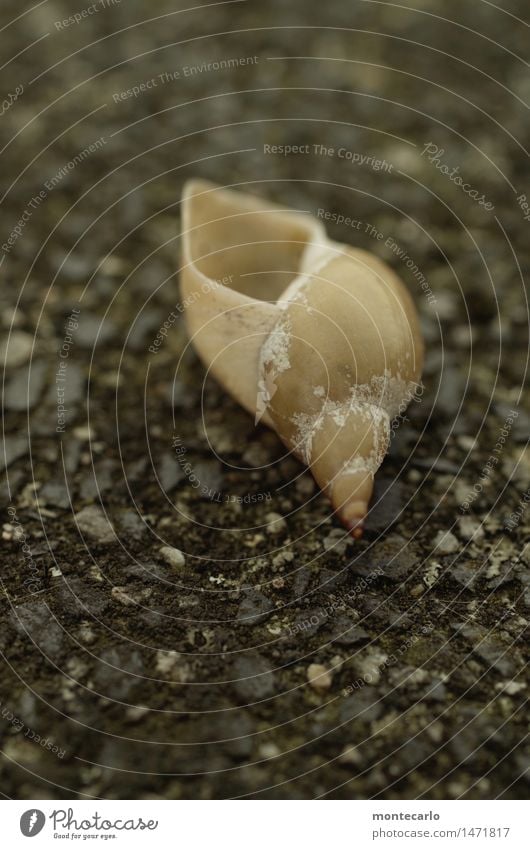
412,456 -> 461,474
449,718 -> 487,763
62,439 -> 82,475
57,578 -> 110,618
458,625 -> 517,677
45,363 -> 85,407
355,593 -> 408,629
387,424 -> 417,459
4,361 -> 48,412
340,688 -> 384,724
394,739 -> 434,772
203,714 -> 255,760
236,591 -> 274,625
54,255 -> 93,282
514,751 -> 530,785
232,653 -> 276,703
472,640 -> 517,678
351,536 -> 417,583
394,668 -> 447,702
140,561 -> 172,582
15,689 -> 39,729
431,364 -> 467,420
11,603 -> 63,657
139,608 -> 168,631
91,647 -> 144,700
127,309 -> 164,351
166,378 -> 197,411
424,677 -> 447,702
193,460 -> 224,500
75,313 -> 117,348
317,568 -> 347,591
494,403 -> 530,443
365,477 -> 405,533
487,564 -> 517,590
156,451 -> 185,494
0,468 -> 24,507
288,607 -> 326,636
331,618 -> 370,646
116,509 -> 148,541
348,552 -> 375,579
448,560 -> 479,588
39,480 -> 72,510
78,460 -> 115,501
126,456 -> 148,482
0,436 -> 29,471
292,566 -> 312,599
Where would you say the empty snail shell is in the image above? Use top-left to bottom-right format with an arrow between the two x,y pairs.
180,180 -> 424,538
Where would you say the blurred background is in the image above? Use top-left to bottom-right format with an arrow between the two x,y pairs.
0,0 -> 528,799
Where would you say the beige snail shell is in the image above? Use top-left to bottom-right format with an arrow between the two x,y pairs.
180,179 -> 424,538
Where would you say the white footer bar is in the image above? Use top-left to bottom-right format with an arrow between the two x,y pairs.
4,799 -> 526,848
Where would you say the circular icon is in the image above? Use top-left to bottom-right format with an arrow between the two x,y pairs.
20,810 -> 45,837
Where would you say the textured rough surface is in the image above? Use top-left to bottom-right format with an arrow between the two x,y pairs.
0,0 -> 528,800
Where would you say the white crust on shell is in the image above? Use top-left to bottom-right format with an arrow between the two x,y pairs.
289,372 -> 418,469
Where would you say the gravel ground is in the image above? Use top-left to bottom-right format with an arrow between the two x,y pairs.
0,0 -> 529,799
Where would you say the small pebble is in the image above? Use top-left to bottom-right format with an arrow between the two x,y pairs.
2,523 -> 24,542
111,586 -> 152,606
427,722 -> 445,744
155,651 -> 189,682
73,425 -> 96,441
74,506 -> 116,544
433,529 -> 459,554
457,435 -> 477,451
323,527 -> 351,555
159,545 -> 186,568
125,706 -> 150,722
242,443 -> 271,467
458,516 -> 485,543
296,474 -> 316,497
237,591 -> 273,624
307,663 -> 333,692
264,512 -> 287,534
78,623 -> 96,645
259,742 -> 281,759
423,561 -> 441,588
496,680 -> 526,696
98,255 -> 126,276
356,650 -> 388,685
4,360 -> 48,411
0,331 -> 34,367
272,550 -> 294,567
339,745 -> 362,765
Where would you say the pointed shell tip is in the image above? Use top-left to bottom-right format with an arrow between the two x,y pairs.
338,500 -> 368,540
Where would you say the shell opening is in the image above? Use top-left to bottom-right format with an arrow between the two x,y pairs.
183,180 -> 322,302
